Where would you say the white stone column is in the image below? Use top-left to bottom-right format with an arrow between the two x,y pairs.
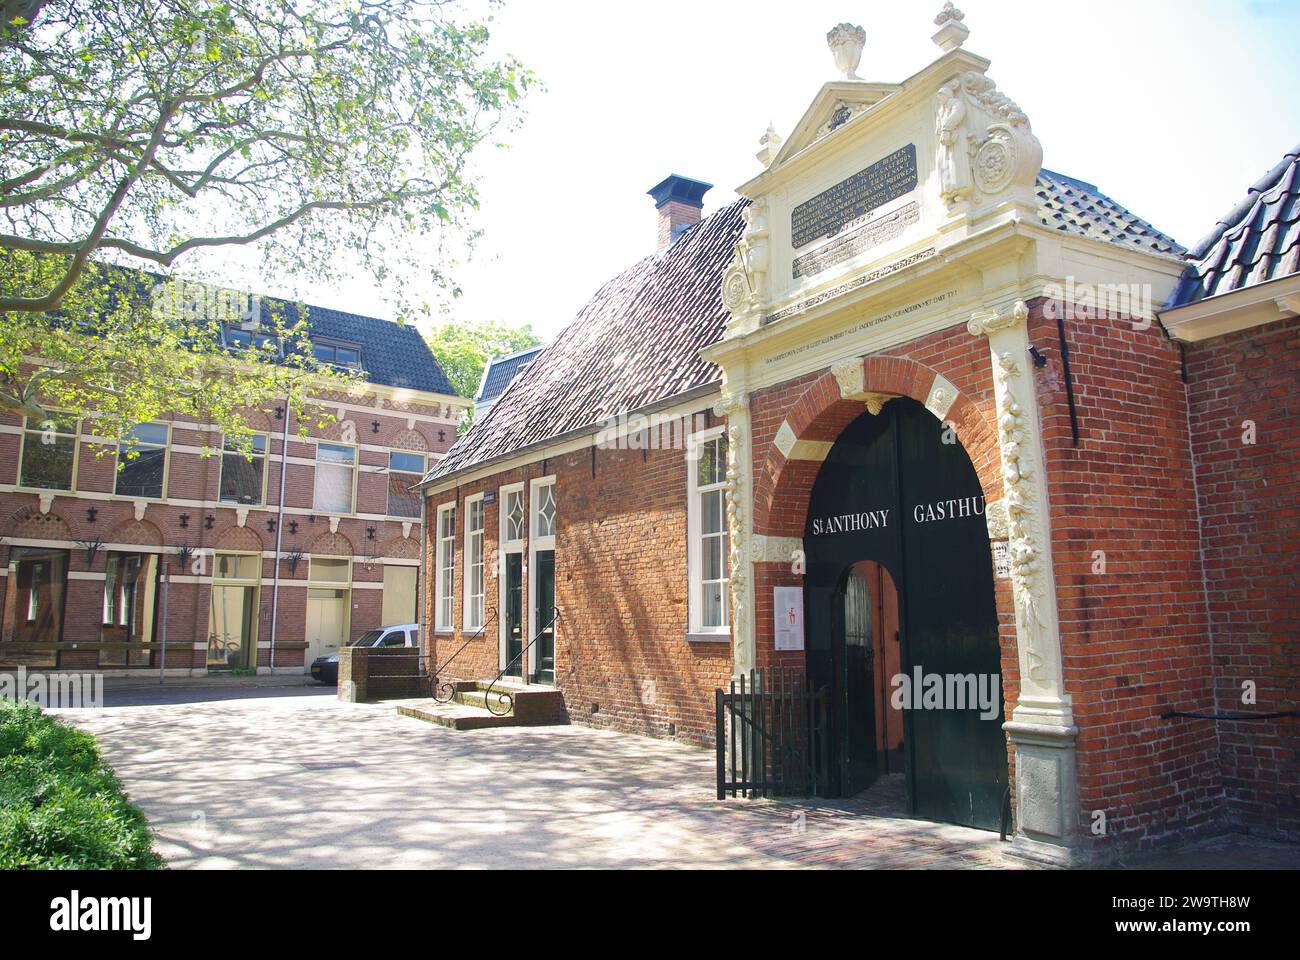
715,391 -> 756,678
968,300 -> 1080,862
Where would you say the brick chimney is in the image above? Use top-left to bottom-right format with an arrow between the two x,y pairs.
647,174 -> 713,252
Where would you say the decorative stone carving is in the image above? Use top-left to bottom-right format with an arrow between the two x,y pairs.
236,506 -> 248,528
756,122 -> 783,167
752,535 -> 804,565
826,23 -> 866,81
721,254 -> 751,318
831,357 -> 865,398
329,516 -> 340,534
133,500 -> 147,522
38,493 -> 53,515
715,391 -> 755,676
985,497 -> 1009,540
961,72 -> 1043,202
862,393 -> 893,416
968,301 -> 1050,684
935,82 -> 973,210
740,200 -> 770,307
932,3 -> 970,52
925,373 -> 958,421
817,100 -> 868,140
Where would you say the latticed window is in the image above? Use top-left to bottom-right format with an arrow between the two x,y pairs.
465,497 -> 485,629
533,482 -> 556,539
435,504 -> 456,630
220,434 -> 267,505
689,432 -> 730,633
19,414 -> 77,491
503,488 -> 525,543
387,451 -> 426,518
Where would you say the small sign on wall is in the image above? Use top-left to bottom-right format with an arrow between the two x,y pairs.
992,541 -> 1010,580
774,587 -> 805,652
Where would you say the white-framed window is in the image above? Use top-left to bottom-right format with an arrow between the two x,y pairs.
501,483 -> 525,545
314,442 -> 357,514
688,428 -> 730,634
115,422 -> 170,500
18,413 -> 78,491
532,477 -> 556,541
219,433 -> 268,505
387,450 -> 426,518
463,493 -> 485,630
435,502 -> 456,631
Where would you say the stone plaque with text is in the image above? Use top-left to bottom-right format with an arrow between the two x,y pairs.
790,143 -> 918,250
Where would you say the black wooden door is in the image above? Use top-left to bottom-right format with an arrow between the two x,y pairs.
504,553 -> 523,676
804,398 -> 1006,830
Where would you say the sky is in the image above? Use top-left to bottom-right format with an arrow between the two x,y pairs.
202,0 -> 1300,342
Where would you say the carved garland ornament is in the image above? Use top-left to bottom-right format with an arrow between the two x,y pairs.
715,392 -> 753,673
967,302 -> 1048,683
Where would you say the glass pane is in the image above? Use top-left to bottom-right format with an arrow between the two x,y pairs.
25,414 -> 76,434
313,343 -> 335,362
535,484 -> 555,538
310,558 -> 350,584
317,442 -> 354,465
505,492 -> 524,541
126,423 -> 169,446
701,582 -> 723,629
469,499 -> 484,533
387,473 -> 422,518
223,434 -> 267,454
439,508 -> 455,538
220,452 -> 264,504
20,433 -> 74,490
389,451 -> 425,474
703,534 -> 723,582
216,554 -> 260,580
702,489 -> 723,535
335,347 -> 360,365
116,446 -> 166,498
314,461 -> 353,513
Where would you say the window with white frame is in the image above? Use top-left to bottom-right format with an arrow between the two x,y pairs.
502,486 -> 525,544
435,503 -> 456,631
464,495 -> 485,630
387,450 -> 426,518
688,430 -> 730,633
314,442 -> 356,514
532,479 -> 556,540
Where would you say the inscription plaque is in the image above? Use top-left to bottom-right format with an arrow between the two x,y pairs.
791,143 -> 918,249
793,201 -> 921,279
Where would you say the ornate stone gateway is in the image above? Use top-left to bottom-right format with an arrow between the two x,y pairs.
804,398 -> 1007,830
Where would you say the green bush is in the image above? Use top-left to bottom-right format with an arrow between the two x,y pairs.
0,699 -> 163,870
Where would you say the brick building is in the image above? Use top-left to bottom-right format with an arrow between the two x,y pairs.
420,15 -> 1296,863
0,282 -> 466,676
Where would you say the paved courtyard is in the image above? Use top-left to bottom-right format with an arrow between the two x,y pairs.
55,688 -> 1018,870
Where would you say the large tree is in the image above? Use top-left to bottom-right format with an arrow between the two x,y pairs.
425,317 -> 540,402
0,0 -> 530,445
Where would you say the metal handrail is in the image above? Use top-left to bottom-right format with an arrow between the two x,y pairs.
429,608 -> 498,703
483,606 -> 560,716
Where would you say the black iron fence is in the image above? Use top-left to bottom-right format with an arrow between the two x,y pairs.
715,667 -> 830,800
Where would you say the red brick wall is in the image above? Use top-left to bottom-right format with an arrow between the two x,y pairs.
0,383 -> 456,672
428,413 -> 734,746
1031,298 -> 1220,849
1185,313 -> 1300,837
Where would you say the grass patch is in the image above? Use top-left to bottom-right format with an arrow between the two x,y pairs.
0,699 -> 163,869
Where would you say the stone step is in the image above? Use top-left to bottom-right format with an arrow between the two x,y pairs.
396,701 -> 520,731
452,688 -> 515,713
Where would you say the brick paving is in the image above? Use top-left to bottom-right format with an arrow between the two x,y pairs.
55,690 -> 1018,869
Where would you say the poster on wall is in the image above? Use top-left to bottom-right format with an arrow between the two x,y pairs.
773,587 -> 805,652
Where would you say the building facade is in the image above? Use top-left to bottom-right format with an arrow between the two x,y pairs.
0,285 -> 466,676
420,11 -> 1297,864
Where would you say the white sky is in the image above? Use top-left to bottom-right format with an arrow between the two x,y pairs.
202,0 -> 1300,342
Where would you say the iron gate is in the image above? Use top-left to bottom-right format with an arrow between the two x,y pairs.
715,667 -> 830,799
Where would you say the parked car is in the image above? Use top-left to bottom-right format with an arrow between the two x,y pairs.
310,624 -> 419,685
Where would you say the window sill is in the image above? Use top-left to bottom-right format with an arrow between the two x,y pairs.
686,632 -> 731,644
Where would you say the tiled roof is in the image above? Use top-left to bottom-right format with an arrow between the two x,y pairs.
428,200 -> 747,480
285,302 -> 458,396
1036,169 -> 1185,256
427,170 -> 1183,482
1168,143 -> 1300,307
476,345 -> 545,405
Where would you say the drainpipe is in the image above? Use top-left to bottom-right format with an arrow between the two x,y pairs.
268,396 -> 292,673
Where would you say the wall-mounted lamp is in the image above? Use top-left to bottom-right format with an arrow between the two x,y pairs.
75,537 -> 106,567
1028,345 -> 1050,369
282,548 -> 305,575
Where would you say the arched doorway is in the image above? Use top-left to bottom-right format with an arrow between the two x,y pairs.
805,397 -> 1007,831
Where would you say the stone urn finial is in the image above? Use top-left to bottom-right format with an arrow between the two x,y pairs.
756,122 -> 783,167
932,3 -> 970,52
826,23 -> 866,81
